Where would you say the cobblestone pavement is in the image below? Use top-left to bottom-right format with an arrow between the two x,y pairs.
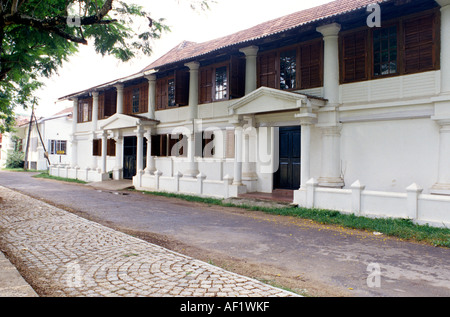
0,186 -> 299,297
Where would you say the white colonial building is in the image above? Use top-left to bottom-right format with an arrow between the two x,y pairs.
52,0 -> 450,227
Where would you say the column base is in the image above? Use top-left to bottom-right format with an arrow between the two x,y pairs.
113,168 -> 123,180
318,177 -> 344,188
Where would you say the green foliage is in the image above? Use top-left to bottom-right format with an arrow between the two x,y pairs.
5,149 -> 24,168
0,0 -> 211,132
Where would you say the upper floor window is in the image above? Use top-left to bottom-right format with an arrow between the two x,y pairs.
258,40 -> 323,91
199,56 -> 245,104
373,25 -> 398,77
215,66 -> 228,100
156,70 -> 189,110
132,88 -> 140,113
340,10 -> 439,84
280,49 -> 297,90
78,98 -> 92,123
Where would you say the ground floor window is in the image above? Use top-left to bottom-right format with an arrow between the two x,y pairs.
49,140 -> 67,155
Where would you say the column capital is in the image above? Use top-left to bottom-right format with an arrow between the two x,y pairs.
185,61 -> 200,71
436,0 -> 450,7
239,45 -> 259,57
92,91 -> 99,98
114,83 -> 124,91
316,23 -> 341,37
144,73 -> 157,82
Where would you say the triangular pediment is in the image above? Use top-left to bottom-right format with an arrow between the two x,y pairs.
228,87 -> 308,116
99,113 -> 159,131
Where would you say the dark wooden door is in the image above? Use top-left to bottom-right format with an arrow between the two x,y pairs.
275,126 -> 301,190
123,136 -> 146,180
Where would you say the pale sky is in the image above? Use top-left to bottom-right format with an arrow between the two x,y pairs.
31,0 -> 332,117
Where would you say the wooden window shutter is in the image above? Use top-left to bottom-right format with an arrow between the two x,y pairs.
104,89 -> 117,117
156,78 -> 168,110
230,56 -> 245,98
93,139 -> 101,156
403,14 -> 436,74
258,52 -> 277,89
123,87 -> 133,114
98,93 -> 105,119
175,70 -> 189,106
106,139 -> 116,156
77,101 -> 83,123
341,30 -> 368,83
300,40 -> 323,89
199,67 -> 213,104
140,82 -> 149,113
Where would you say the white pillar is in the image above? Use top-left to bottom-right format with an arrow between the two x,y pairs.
145,130 -> 156,174
70,98 -> 78,168
316,23 -> 341,106
184,133 -> 199,178
145,74 -> 157,120
90,132 -> 97,170
300,124 -> 311,189
316,23 -> 343,188
113,133 -> 123,180
233,125 -> 243,186
239,45 -> 259,95
100,130 -> 108,174
92,91 -> 99,131
185,61 -> 200,120
136,126 -> 144,174
115,84 -> 124,114
437,0 -> 450,94
431,119 -> 450,194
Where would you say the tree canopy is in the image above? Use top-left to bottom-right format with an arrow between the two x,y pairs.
0,0 -> 212,133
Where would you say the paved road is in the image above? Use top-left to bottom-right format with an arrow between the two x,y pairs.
0,171 -> 449,297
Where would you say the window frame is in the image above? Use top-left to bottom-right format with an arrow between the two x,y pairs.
339,9 -> 440,84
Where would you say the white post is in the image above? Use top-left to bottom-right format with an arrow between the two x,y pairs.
115,84 -> 124,115
300,124 -> 311,189
406,183 -> 423,220
316,23 -> 344,188
136,126 -> 144,174
100,130 -> 108,174
92,91 -> 99,131
239,45 -> 259,95
351,180 -> 365,216
70,98 -> 78,168
184,133 -> 199,178
145,130 -> 155,174
113,133 -> 123,180
145,74 -> 157,120
233,125 -> 243,186
90,132 -> 97,170
316,23 -> 341,106
185,62 -> 200,120
437,0 -> 450,94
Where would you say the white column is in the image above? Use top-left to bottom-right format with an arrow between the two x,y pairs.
92,91 -> 99,131
431,119 -> 450,194
300,124 -> 311,189
239,45 -> 259,95
437,0 -> 450,94
136,126 -> 144,174
184,133 -> 199,178
90,132 -> 97,170
100,130 -> 108,174
145,74 -> 157,120
318,125 -> 344,188
113,133 -> 123,180
185,61 -> 200,120
115,84 -> 124,114
316,23 -> 341,105
316,23 -> 343,188
233,125 -> 243,186
145,130 -> 156,174
70,98 -> 78,168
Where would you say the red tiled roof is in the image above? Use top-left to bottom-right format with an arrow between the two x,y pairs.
142,0 -> 389,71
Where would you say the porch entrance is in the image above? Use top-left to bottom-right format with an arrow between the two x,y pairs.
123,136 -> 147,179
274,126 -> 301,190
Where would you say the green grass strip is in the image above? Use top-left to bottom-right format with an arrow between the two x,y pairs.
139,190 -> 450,248
32,171 -> 87,184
